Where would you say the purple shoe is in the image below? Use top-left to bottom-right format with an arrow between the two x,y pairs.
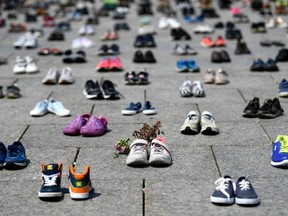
80,115 -> 107,136
63,114 -> 91,136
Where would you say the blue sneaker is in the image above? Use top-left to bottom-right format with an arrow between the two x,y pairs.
278,79 -> 288,97
264,58 -> 279,72
121,102 -> 142,115
4,141 -> 27,169
143,101 -> 157,115
210,176 -> 235,205
235,177 -> 260,206
250,59 -> 264,72
175,59 -> 188,72
187,59 -> 200,72
271,135 -> 288,166
0,142 -> 7,168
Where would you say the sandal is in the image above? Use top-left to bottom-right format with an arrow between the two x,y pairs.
38,48 -> 51,56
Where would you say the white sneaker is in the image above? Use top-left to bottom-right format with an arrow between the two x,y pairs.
149,137 -> 172,166
24,33 -> 38,49
13,56 -> 26,74
179,80 -> 193,97
42,68 -> 60,84
180,110 -> 200,134
86,25 -> 95,35
78,26 -> 86,35
167,18 -> 181,28
30,100 -> 49,116
126,139 -> 149,166
72,38 -> 82,49
25,56 -> 39,73
158,17 -> 169,29
14,35 -> 26,49
193,24 -> 214,33
266,17 -> 276,29
201,111 -> 219,135
58,67 -> 74,84
81,37 -> 95,48
47,98 -> 71,117
276,17 -> 287,28
192,80 -> 205,97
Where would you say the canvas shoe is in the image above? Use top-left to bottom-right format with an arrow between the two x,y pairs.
243,97 -> 260,117
258,98 -> 284,118
210,176 -> 235,205
203,69 -> 215,84
126,139 -> 149,166
122,102 -> 142,115
271,135 -> 288,166
4,141 -> 27,169
30,99 -> 49,116
80,115 -> 107,137
63,114 -> 90,136
215,69 -> 229,85
58,67 -> 74,84
0,142 -> 7,168
42,68 -> 60,84
25,56 -> 39,73
279,79 -> 288,97
180,111 -> 200,135
143,101 -> 157,115
179,80 -> 193,97
69,165 -> 92,199
47,98 -> 71,117
192,80 -> 205,97
235,177 -> 260,205
83,80 -> 104,99
13,56 -> 26,74
38,163 -> 63,198
149,137 -> 172,166
201,111 -> 219,135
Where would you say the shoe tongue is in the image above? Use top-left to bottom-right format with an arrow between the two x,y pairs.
264,99 -> 273,104
44,163 -> 59,175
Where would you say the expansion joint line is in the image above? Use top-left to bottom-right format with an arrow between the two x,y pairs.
17,125 -> 30,141
210,145 -> 222,177
142,179 -> 146,216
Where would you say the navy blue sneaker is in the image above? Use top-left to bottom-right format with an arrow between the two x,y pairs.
121,102 -> 142,115
134,35 -> 145,48
0,142 -> 7,168
264,58 -> 279,72
235,177 -> 260,205
271,135 -> 288,167
143,101 -> 157,115
145,34 -> 156,47
279,79 -> 288,97
210,176 -> 235,205
4,141 -> 27,169
250,59 -> 264,72
38,163 -> 63,198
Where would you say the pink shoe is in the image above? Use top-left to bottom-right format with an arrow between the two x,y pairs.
63,114 -> 91,136
230,7 -> 241,15
109,56 -> 123,71
80,115 -> 107,136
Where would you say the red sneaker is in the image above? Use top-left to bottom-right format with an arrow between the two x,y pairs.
96,57 -> 110,72
109,56 -> 123,71
214,36 -> 226,47
201,36 -> 215,48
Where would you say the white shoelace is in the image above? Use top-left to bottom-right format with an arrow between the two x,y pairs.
214,177 -> 233,201
43,173 -> 59,186
238,179 -> 250,191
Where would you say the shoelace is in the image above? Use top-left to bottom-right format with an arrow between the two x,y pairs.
133,144 -> 147,153
214,177 -> 233,201
43,173 -> 59,186
187,113 -> 198,121
203,114 -> 215,123
238,178 -> 250,191
280,140 -> 288,153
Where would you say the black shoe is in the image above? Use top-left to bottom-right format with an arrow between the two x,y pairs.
63,50 -> 74,63
145,50 -> 156,63
134,35 -> 145,47
133,50 -> 145,63
211,51 -> 222,63
178,27 -> 191,40
171,28 -> 181,40
240,42 -> 251,54
125,71 -> 138,85
250,59 -> 264,72
145,34 -> 156,47
214,21 -> 224,28
220,50 -> 231,62
108,44 -> 120,55
101,80 -> 120,100
137,71 -> 150,84
258,98 -> 284,118
276,48 -> 288,62
97,44 -> 109,56
235,40 -> 251,55
83,80 -> 104,99
243,97 -> 260,117
74,51 -> 86,63
263,58 -> 279,71
235,177 -> 260,206
6,84 -> 21,99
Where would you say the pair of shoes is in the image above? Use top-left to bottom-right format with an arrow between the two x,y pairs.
9,22 -> 26,33
271,135 -> 288,166
114,22 -> 130,31
211,50 -> 231,63
158,17 -> 181,29
133,50 -> 156,63
72,38 -> 95,49
48,30 -> 64,41
234,39 -> 251,54
279,79 -> 288,97
122,101 -> 157,115
170,27 -> 191,40
251,22 -> 266,33
38,48 -> 63,56
63,114 -> 107,136
179,80 -> 205,97
126,137 -> 172,166
180,111 -> 219,135
225,27 -> 242,40
232,13 -> 250,23
276,48 -> 288,62
201,36 -> 226,48
13,56 -> 39,74
83,79 -> 120,100
101,30 -> 119,40
63,50 -> 86,63
56,21 -> 71,31
243,97 -> 284,118
250,59 -> 279,72
14,33 -> 38,49
134,34 -> 156,47
260,39 -> 285,47
42,67 -> 74,85
137,3 -> 153,15
0,84 -> 22,99
183,14 -> 204,23
175,59 -> 200,72
97,44 -> 120,56
78,25 -> 94,35
43,15 -> 55,27
0,141 -> 27,169
38,163 -> 92,200
30,98 -> 71,117
125,71 -> 149,85
210,176 -> 260,206
275,5 -> 287,15
203,69 -> 229,85
96,56 -> 123,71
266,17 -> 287,29
173,44 -> 197,55
193,24 -> 214,34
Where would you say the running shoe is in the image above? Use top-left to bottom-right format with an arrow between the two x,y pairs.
271,135 -> 288,166
4,141 -> 27,169
149,137 -> 172,166
180,110 -> 200,135
179,80 -> 193,97
83,80 -> 104,99
30,99 -> 49,116
126,139 -> 149,166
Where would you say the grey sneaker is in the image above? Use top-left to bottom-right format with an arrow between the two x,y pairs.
42,68 -> 60,84
173,44 -> 186,55
192,80 -> 205,97
215,69 -> 229,85
58,67 -> 74,84
180,111 -> 200,135
179,80 -> 193,97
6,84 -> 22,99
203,69 -> 215,84
126,139 -> 149,166
201,111 -> 219,135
